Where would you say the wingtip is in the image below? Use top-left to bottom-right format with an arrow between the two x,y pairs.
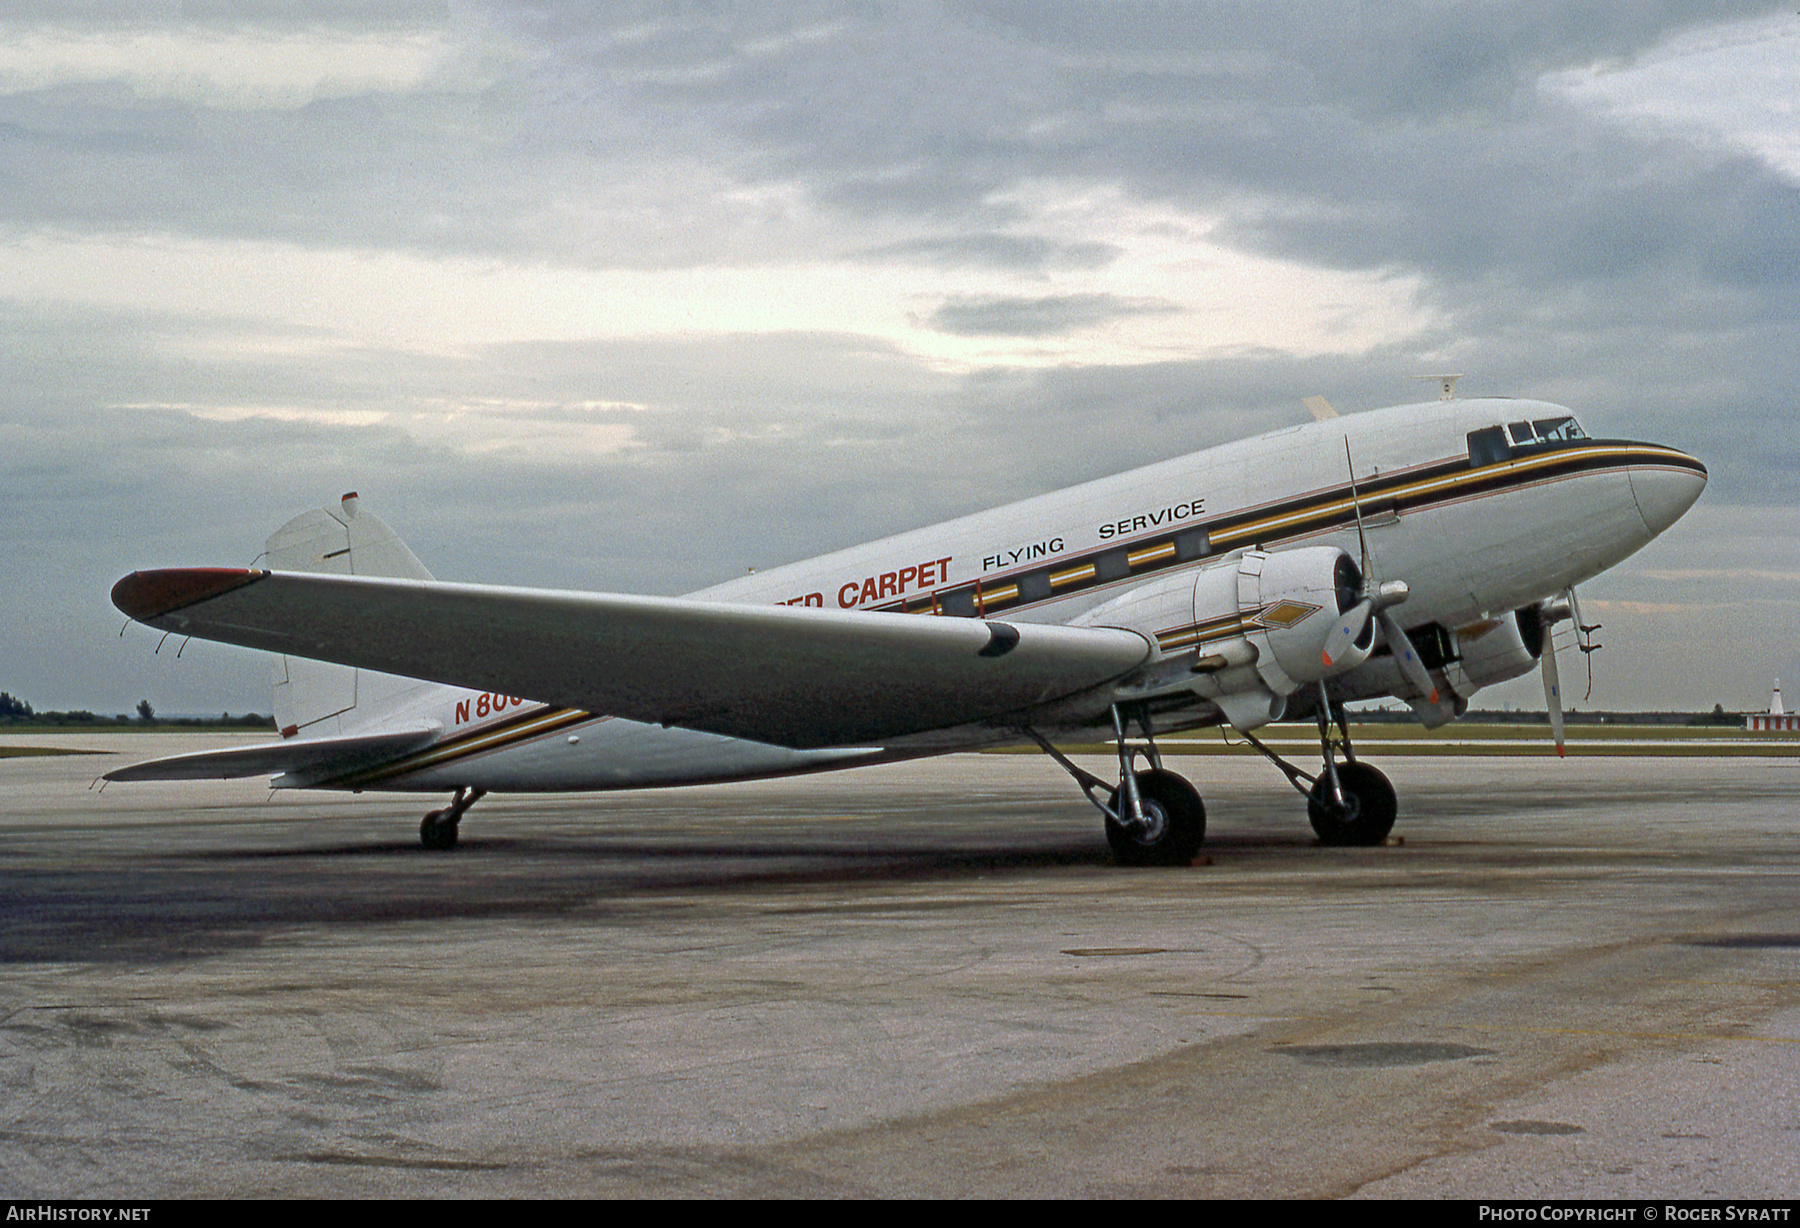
112,568 -> 265,621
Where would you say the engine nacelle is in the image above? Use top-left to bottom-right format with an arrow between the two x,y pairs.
1448,607 -> 1545,694
1075,545 -> 1363,730
1228,547 -> 1371,691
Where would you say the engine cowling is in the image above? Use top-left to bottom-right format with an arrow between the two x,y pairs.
1074,545 -> 1366,731
1226,546 -> 1372,691
1449,607 -> 1545,694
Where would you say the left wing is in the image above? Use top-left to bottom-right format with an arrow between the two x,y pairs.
113,569 -> 1152,749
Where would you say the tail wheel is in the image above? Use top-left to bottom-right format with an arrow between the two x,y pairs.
1307,762 -> 1397,847
420,810 -> 459,851
1106,769 -> 1206,866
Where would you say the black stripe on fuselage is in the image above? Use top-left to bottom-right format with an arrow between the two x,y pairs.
875,440 -> 1700,621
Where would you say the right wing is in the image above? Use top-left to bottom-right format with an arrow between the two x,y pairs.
112,569 -> 1153,749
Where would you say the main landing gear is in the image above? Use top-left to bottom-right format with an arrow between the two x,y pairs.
1238,681 -> 1398,847
1024,704 -> 1205,866
420,786 -> 486,851
1026,682 -> 1398,864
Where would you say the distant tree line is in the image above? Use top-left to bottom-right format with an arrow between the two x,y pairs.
0,692 -> 273,729
1287,706 -> 1750,726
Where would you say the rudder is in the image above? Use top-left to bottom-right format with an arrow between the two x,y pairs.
268,492 -> 436,737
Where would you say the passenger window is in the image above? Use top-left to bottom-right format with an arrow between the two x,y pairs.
936,587 -> 978,617
1508,421 -> 1536,446
1016,571 -> 1053,603
1093,548 -> 1131,583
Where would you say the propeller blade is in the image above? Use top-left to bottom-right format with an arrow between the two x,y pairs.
1541,627 -> 1565,757
1377,609 -> 1438,705
1344,439 -> 1371,583
1321,599 -> 1373,669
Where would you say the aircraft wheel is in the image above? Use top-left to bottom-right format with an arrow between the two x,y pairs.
1106,769 -> 1206,866
1307,762 -> 1397,847
420,810 -> 460,851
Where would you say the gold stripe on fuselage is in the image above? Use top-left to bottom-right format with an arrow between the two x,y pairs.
327,704 -> 596,787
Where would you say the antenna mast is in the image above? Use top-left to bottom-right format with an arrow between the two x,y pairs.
1410,373 -> 1462,401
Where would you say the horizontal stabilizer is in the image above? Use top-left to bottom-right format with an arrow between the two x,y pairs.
111,569 -> 1153,749
103,725 -> 441,783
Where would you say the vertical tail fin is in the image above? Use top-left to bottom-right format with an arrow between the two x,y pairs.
267,493 -> 435,737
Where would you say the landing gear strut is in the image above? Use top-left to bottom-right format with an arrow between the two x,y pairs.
1024,703 -> 1206,866
420,786 -> 486,851
1238,681 -> 1397,847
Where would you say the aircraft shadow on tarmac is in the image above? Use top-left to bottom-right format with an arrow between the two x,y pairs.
0,808 -> 1328,966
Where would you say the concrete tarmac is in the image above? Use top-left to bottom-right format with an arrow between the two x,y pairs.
1,734 -> 1797,1198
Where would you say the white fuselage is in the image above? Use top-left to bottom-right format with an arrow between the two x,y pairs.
303,398 -> 1704,793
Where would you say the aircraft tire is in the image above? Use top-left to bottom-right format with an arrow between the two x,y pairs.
1307,762 -> 1397,847
420,810 -> 459,851
1106,769 -> 1206,866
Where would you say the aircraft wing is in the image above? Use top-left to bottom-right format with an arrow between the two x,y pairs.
102,726 -> 441,782
112,569 -> 1153,749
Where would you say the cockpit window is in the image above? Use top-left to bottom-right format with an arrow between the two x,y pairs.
1532,416 -> 1588,442
1468,415 -> 1589,467
1467,426 -> 1509,467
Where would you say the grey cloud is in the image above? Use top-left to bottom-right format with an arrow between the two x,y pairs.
1,2 -> 450,23
926,292 -> 1179,336
1,1 -> 1780,281
850,233 -> 1120,271
963,1 -> 1773,117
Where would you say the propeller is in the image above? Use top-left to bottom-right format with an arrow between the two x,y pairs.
1535,591 -> 1576,757
1319,442 -> 1440,705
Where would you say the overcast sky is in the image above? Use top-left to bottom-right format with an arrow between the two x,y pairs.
3,1 -> 1796,717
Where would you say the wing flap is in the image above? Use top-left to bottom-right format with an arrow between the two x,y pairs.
102,725 -> 441,782
113,569 -> 1152,749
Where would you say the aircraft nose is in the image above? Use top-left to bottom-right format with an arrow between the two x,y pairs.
1628,449 -> 1707,536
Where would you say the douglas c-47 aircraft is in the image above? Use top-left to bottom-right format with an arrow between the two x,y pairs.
108,395 -> 1705,862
